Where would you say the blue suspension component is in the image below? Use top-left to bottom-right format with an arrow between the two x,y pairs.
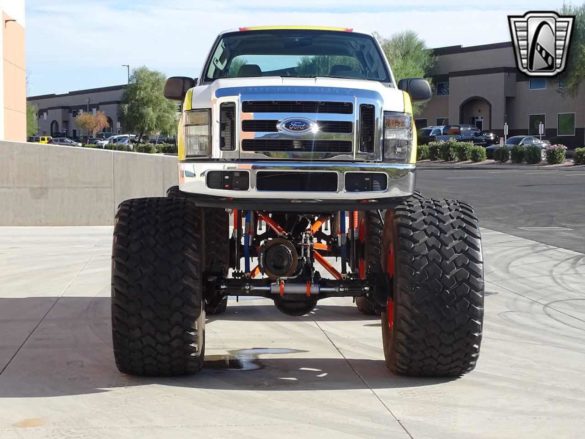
339,211 -> 347,274
244,211 -> 251,274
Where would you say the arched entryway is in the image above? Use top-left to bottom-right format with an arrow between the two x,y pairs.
459,97 -> 491,130
50,120 -> 59,136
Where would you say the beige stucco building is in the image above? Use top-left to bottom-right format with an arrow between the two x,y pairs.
419,42 -> 585,147
28,85 -> 126,138
0,0 -> 26,142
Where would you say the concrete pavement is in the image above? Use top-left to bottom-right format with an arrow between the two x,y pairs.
0,226 -> 584,438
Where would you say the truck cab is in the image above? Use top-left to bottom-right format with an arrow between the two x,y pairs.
164,26 -> 431,211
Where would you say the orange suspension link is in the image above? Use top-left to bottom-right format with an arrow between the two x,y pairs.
256,212 -> 286,236
314,251 -> 342,280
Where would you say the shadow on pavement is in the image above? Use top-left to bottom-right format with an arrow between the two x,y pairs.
0,297 -> 453,398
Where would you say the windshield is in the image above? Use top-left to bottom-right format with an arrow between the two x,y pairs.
506,137 -> 523,145
204,30 -> 391,83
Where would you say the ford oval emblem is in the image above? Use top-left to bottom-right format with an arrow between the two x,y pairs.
278,118 -> 318,135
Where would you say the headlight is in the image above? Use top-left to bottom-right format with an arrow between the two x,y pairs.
383,112 -> 412,162
184,109 -> 211,157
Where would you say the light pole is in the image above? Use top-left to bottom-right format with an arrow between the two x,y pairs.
122,64 -> 130,84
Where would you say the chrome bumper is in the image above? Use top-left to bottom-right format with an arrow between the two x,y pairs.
179,161 -> 415,202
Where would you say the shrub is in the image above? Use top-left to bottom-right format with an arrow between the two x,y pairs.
453,142 -> 474,161
439,141 -> 457,161
157,143 -> 178,154
524,145 -> 542,164
428,142 -> 441,161
417,144 -> 429,160
470,146 -> 487,162
574,147 -> 585,165
545,144 -> 567,165
136,143 -> 157,154
510,145 -> 525,163
494,147 -> 510,163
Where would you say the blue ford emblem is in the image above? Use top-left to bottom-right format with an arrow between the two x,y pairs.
278,118 -> 317,134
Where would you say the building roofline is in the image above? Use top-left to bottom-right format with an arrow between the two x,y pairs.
28,84 -> 127,101
432,41 -> 512,55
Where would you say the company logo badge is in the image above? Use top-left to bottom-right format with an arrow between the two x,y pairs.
508,11 -> 575,77
278,118 -> 318,134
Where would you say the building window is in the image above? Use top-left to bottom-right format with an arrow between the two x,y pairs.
415,119 -> 427,129
436,117 -> 448,126
557,113 -> 575,136
529,78 -> 546,90
436,81 -> 449,96
528,114 -> 545,135
558,79 -> 566,89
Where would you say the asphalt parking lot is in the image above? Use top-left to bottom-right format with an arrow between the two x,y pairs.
1,168 -> 584,438
416,166 -> 585,253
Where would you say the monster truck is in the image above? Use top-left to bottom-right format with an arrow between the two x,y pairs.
111,26 -> 484,378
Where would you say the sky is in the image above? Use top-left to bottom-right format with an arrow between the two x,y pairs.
26,0 -> 572,96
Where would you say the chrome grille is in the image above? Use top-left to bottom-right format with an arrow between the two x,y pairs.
242,101 -> 353,114
242,120 -> 353,133
242,139 -> 352,152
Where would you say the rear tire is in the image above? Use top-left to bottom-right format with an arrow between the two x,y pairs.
382,198 -> 484,377
111,197 -> 205,376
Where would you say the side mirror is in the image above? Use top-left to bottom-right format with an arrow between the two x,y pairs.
397,78 -> 432,102
164,76 -> 196,100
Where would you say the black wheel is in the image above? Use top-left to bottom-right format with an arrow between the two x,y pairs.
382,198 -> 484,377
111,197 -> 205,376
356,210 -> 384,316
167,186 -> 230,315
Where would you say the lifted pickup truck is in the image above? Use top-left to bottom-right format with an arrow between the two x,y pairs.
111,26 -> 484,378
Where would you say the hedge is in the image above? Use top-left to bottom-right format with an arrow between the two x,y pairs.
417,144 -> 430,160
574,147 -> 585,165
453,142 -> 474,161
510,145 -> 525,163
470,146 -> 487,162
545,144 -> 567,165
494,147 -> 510,162
524,145 -> 542,164
428,142 -> 441,161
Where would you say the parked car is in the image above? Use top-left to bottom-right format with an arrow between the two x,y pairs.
485,136 -> 546,159
479,131 -> 499,146
99,134 -> 136,150
51,137 -> 82,147
29,136 -> 53,144
418,126 -> 446,144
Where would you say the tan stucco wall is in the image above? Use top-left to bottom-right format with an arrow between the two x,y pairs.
3,11 -> 26,142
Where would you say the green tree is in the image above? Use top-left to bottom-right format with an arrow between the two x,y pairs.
375,31 -> 435,82
559,3 -> 585,95
120,67 -> 178,142
27,103 -> 38,137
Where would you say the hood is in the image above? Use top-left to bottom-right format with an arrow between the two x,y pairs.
191,77 -> 405,112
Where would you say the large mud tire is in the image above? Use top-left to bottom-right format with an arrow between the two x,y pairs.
167,186 -> 229,315
382,198 -> 484,377
111,197 -> 205,376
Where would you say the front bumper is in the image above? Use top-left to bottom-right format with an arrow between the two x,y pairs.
179,161 -> 415,211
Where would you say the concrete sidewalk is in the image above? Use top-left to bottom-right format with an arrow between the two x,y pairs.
0,227 -> 584,438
